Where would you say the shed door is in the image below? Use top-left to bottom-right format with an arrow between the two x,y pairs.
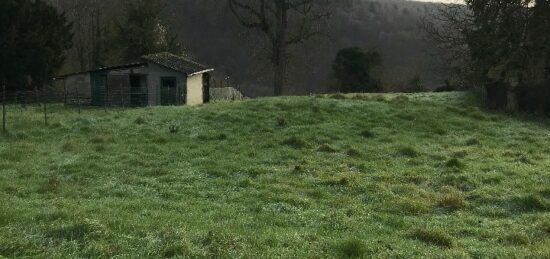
91,74 -> 107,106
161,77 -> 177,106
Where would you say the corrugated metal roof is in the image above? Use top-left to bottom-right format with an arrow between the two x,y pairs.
141,52 -> 210,74
55,62 -> 148,80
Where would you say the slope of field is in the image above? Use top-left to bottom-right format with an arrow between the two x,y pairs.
0,93 -> 549,257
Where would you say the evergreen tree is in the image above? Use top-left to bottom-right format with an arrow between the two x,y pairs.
0,0 -> 73,91
332,47 -> 382,93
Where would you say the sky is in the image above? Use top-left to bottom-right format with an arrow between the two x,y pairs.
411,0 -> 461,3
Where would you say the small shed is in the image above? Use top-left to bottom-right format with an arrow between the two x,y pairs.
56,52 -> 213,106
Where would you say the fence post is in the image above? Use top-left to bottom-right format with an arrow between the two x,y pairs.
104,85 -> 107,112
76,87 -> 81,114
120,83 -> 124,110
2,84 -> 5,133
43,88 -> 48,126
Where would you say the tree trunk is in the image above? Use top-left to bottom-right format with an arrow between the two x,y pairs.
506,87 -> 518,113
273,51 -> 286,96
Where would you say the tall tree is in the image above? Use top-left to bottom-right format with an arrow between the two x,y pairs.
0,0 -> 73,91
117,0 -> 183,63
227,0 -> 332,96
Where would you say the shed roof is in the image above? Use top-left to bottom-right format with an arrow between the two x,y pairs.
55,62 -> 147,80
141,52 -> 211,75
55,53 -> 212,80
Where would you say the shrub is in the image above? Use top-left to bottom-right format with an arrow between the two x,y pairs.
335,238 -> 366,258
410,228 -> 454,248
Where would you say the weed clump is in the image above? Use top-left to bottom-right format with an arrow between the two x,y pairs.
61,141 -> 77,152
410,228 -> 454,248
346,148 -> 361,157
445,158 -> 464,169
516,195 -> 549,212
437,187 -> 467,211
276,117 -> 287,127
168,123 -> 179,134
392,95 -> 410,103
541,220 -> 550,236
502,233 -> 530,246
465,138 -> 480,146
134,117 -> 146,125
335,238 -> 366,258
330,94 -> 346,100
38,175 -> 61,193
282,136 -> 308,149
318,144 -> 337,153
396,146 -> 418,158
360,129 -> 375,138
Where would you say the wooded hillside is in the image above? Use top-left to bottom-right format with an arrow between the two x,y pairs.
50,0 -> 448,96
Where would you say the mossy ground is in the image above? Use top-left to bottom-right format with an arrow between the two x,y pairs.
0,92 -> 549,257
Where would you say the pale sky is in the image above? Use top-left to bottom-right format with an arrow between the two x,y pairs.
411,0 -> 461,3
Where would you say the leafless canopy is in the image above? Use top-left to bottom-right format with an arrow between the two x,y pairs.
227,0 -> 332,95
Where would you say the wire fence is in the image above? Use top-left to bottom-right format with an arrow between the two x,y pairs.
0,84 -> 149,133
0,81 -> 244,133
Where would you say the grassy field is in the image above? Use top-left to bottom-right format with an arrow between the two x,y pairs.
0,92 -> 549,258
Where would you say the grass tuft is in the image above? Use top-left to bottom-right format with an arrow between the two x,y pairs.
134,117 -> 147,125
282,136 -> 308,149
410,228 -> 454,248
437,187 -> 467,211
335,238 -> 366,258
465,138 -> 480,146
276,117 -> 287,127
360,129 -> 375,138
329,94 -> 346,100
61,141 -> 78,152
445,158 -> 464,169
346,148 -> 361,157
516,195 -> 550,212
38,175 -> 61,194
396,146 -> 418,158
318,144 -> 338,153
502,233 -> 530,246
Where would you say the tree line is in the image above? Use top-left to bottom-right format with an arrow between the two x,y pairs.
425,0 -> 550,114
3,0 -> 443,96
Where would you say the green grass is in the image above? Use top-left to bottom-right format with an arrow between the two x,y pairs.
0,92 -> 549,257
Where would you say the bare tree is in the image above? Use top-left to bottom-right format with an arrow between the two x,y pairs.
421,2 -> 476,87
227,0 -> 332,96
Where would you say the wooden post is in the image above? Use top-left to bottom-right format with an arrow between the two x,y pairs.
43,101 -> 48,126
104,85 -> 107,112
120,83 -> 124,109
63,80 -> 67,106
76,87 -> 81,114
2,84 -> 5,133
